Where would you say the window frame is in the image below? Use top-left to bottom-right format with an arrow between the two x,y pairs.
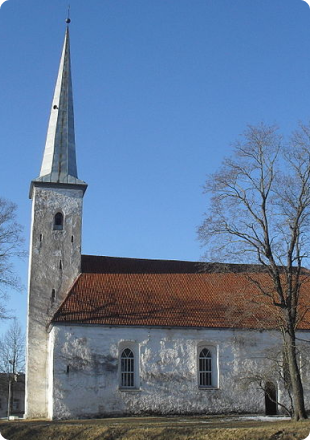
53,211 -> 64,231
197,344 -> 219,389
119,343 -> 140,390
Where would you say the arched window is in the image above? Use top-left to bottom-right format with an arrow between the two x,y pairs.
199,348 -> 212,387
120,348 -> 135,388
53,212 -> 64,230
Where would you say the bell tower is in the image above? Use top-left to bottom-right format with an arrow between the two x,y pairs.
25,22 -> 87,419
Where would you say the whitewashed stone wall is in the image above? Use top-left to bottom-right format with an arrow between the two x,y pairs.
26,185 -> 84,419
49,325 -> 310,419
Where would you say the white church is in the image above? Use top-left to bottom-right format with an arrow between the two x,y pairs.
25,23 -> 310,420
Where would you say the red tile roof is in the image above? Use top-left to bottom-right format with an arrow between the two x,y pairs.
80,255 -> 269,274
52,255 -> 310,330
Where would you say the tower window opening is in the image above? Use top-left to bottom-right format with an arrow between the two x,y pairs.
39,233 -> 43,242
59,260 -> 63,270
71,235 -> 74,243
51,289 -> 56,302
54,212 -> 64,230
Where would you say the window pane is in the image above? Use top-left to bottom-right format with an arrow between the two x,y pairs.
199,348 -> 212,387
121,348 -> 135,388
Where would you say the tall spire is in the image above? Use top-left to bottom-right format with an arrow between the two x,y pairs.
33,23 -> 86,188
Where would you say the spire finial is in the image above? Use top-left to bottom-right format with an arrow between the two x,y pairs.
66,5 -> 71,24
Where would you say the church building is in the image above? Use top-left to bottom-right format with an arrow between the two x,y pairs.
25,24 -> 310,420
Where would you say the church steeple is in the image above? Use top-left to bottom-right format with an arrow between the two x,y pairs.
32,24 -> 86,192
26,21 -> 87,419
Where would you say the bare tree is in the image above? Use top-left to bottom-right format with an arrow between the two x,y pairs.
239,345 -> 304,417
198,122 -> 310,420
0,319 -> 25,375
0,319 -> 25,416
0,197 -> 25,320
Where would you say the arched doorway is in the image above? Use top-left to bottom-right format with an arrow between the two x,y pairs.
265,382 -> 277,415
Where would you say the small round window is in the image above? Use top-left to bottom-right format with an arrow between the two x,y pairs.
53,212 -> 64,230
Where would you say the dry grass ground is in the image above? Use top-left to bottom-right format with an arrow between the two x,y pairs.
1,416 -> 310,440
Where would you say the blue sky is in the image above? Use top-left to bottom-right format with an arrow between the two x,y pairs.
1,0 -> 310,336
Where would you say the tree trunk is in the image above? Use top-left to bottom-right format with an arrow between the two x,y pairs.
284,330 -> 307,420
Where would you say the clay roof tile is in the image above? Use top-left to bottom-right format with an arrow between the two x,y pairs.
52,255 -> 310,330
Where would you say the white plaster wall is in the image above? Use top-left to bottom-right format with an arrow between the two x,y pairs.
49,325 -> 310,419
26,185 -> 84,419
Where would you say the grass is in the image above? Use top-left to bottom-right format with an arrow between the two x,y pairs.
1,416 -> 310,440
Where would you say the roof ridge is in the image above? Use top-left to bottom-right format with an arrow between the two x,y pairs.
80,254 -> 287,275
